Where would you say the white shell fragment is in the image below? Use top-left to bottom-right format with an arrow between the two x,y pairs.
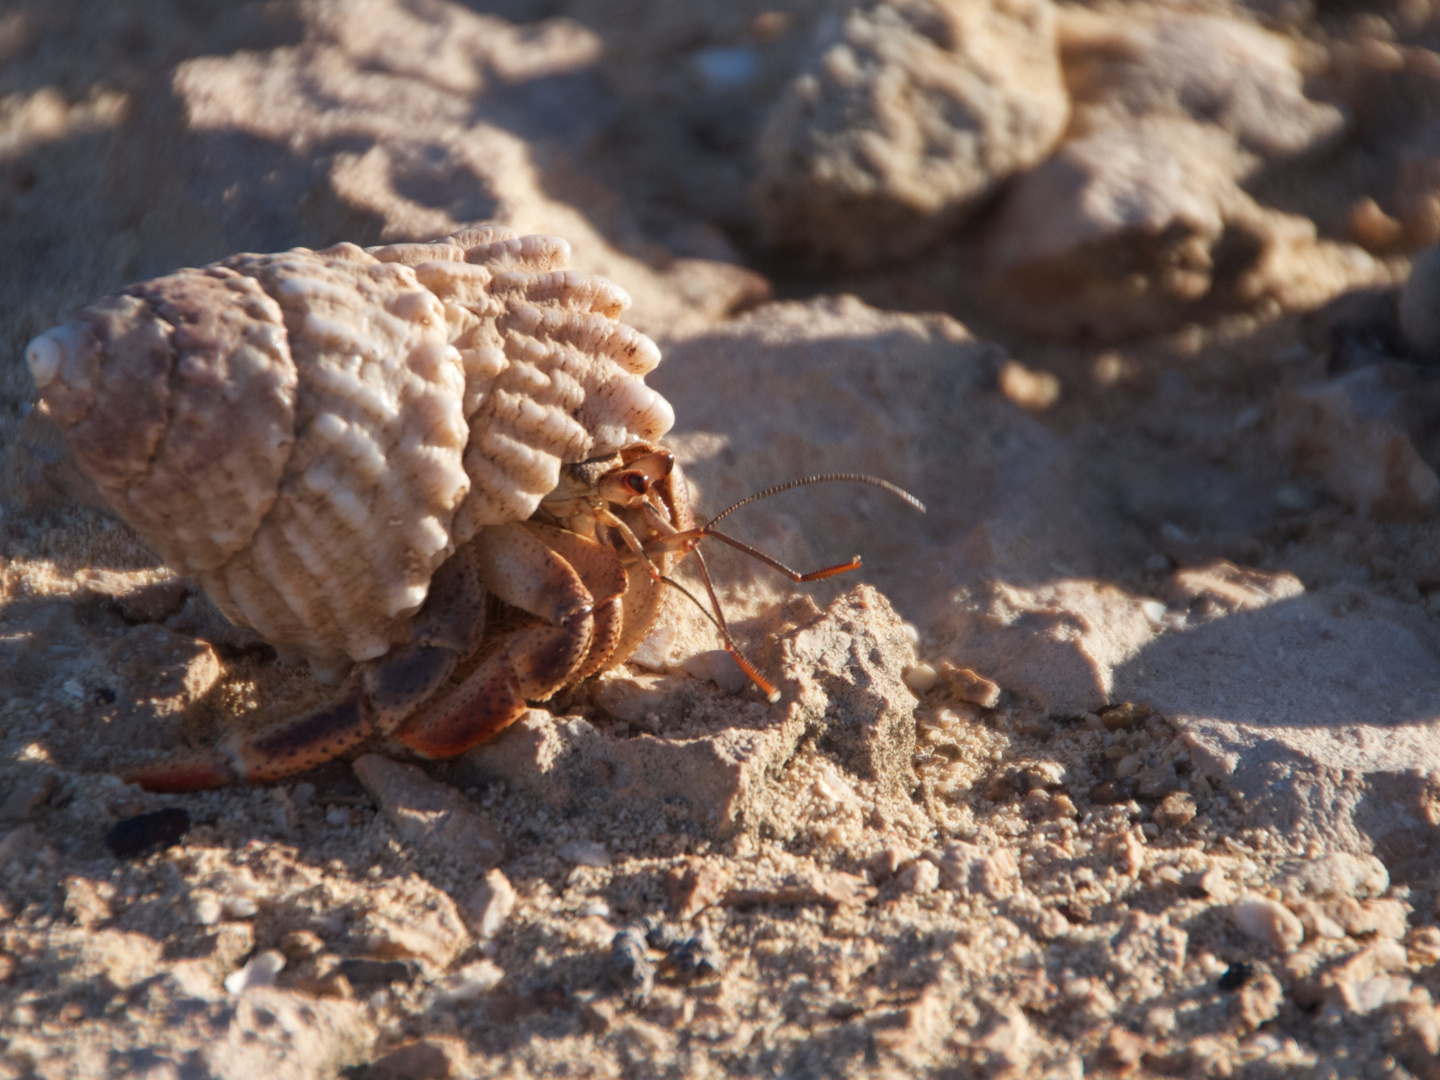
27,225 -> 674,671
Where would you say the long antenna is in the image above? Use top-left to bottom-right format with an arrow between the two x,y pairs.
706,473 -> 925,529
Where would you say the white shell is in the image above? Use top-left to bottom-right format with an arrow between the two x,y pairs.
27,225 -> 674,671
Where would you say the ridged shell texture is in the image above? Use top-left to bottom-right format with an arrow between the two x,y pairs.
26,225 -> 675,671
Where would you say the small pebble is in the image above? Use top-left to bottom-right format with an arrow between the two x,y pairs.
1090,778 -> 1137,805
939,662 -> 1002,708
192,895 -> 222,926
223,895 -> 258,919
279,929 -> 325,960
902,663 -> 940,695
661,929 -> 721,982
462,869 -> 516,940
609,926 -> 655,1005
559,840 -> 611,868
104,807 -> 190,859
1218,961 -> 1254,992
1115,753 -> 1144,778
1154,792 -> 1197,829
1230,895 -> 1304,952
898,860 -> 940,895
643,917 -> 682,952
427,959 -> 505,1005
1098,702 -> 1153,731
998,360 -> 1061,410
340,958 -> 417,988
224,949 -> 285,994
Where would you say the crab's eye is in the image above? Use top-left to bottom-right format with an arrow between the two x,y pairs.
626,473 -> 648,494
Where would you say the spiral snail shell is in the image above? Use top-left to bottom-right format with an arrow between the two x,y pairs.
26,225 -> 675,675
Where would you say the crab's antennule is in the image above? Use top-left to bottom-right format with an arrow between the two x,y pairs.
705,474 -> 924,529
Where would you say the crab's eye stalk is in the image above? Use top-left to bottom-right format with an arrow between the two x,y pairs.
599,450 -> 673,506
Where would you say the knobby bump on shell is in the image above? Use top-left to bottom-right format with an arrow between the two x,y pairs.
26,225 -> 675,676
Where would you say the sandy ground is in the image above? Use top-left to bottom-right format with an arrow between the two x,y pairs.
4,1 -> 1440,1077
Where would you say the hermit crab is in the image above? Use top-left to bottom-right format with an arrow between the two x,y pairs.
26,225 -> 920,791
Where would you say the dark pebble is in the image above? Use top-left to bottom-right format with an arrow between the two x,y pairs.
609,926 -> 655,1005
1098,702 -> 1154,731
104,807 -> 190,859
662,929 -> 721,982
643,916 -> 681,951
1090,778 -> 1138,805
339,958 -> 417,988
1218,961 -> 1253,992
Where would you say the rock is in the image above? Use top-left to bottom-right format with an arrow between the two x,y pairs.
934,842 -> 1019,899
1229,894 -> 1304,952
609,925 -> 655,1005
357,879 -> 470,973
1400,245 -> 1440,363
104,808 -> 190,860
73,568 -> 191,624
351,755 -> 503,871
902,662 -> 941,695
974,1008 -> 1035,1078
199,987 -> 370,1080
459,869 -> 516,940
1094,1027 -> 1149,1074
1280,853 -> 1390,904
658,929 -> 722,983
425,960 -> 505,1006
465,585 -> 918,838
938,662 -> 1001,709
934,580 -> 1158,715
987,117 -> 1387,340
223,950 -> 286,994
996,361 -> 1061,412
1113,582 -> 1440,863
1274,364 -> 1440,520
369,1037 -> 467,1080
1232,971 -> 1283,1031
665,859 -> 729,920
898,860 -> 941,895
1153,793 -> 1197,829
1167,561 -> 1305,617
774,585 -> 917,796
1058,10 -> 1345,158
983,8 -> 1369,339
101,625 -> 222,726
1109,910 -> 1188,973
279,930 -> 326,962
754,0 -> 1067,271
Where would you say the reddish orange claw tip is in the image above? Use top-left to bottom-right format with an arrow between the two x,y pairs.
123,752 -> 236,793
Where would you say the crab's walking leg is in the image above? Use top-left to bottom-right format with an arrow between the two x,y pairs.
389,522 -> 627,759
123,549 -> 487,792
